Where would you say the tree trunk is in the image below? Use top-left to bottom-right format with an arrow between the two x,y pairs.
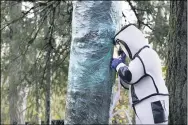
166,1 -> 187,125
32,3 -> 40,123
65,1 -> 121,124
8,2 -> 27,124
45,46 -> 52,124
35,81 -> 40,124
35,62 -> 40,124
44,4 -> 55,124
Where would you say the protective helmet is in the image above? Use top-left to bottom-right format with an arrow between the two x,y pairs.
114,24 -> 148,60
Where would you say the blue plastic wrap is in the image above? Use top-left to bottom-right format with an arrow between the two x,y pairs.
65,1 -> 121,124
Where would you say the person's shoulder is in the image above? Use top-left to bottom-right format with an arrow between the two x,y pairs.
138,47 -> 160,62
139,46 -> 153,55
143,46 -> 157,54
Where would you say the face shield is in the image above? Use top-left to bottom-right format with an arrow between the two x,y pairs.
115,39 -> 131,59
119,42 -> 129,58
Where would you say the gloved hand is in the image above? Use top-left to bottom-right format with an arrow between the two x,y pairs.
111,53 -> 126,69
121,53 -> 126,63
111,58 -> 123,69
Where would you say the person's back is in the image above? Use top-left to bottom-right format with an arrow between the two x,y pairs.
131,47 -> 169,100
132,47 -> 169,124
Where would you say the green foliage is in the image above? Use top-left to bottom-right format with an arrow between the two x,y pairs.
162,66 -> 167,80
1,1 -> 72,124
130,1 -> 170,60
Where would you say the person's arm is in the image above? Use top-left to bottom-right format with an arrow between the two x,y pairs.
116,57 -> 145,84
118,76 -> 129,89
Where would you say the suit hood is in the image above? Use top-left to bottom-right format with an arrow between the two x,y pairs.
114,24 -> 149,59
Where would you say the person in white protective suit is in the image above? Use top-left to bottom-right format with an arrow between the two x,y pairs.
111,24 -> 169,124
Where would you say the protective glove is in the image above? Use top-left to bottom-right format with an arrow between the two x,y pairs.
111,58 -> 123,69
120,53 -> 126,63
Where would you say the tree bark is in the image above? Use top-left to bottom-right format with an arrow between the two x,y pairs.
45,46 -> 52,125
166,1 -> 187,125
8,2 -> 27,124
65,1 -> 121,124
32,3 -> 40,123
44,4 -> 55,124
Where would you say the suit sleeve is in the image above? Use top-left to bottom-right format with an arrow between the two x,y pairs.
116,57 -> 145,84
117,75 -> 129,89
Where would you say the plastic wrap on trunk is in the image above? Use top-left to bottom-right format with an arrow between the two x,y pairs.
65,1 -> 121,124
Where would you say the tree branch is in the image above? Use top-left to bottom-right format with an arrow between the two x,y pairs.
140,22 -> 153,31
126,0 -> 141,28
53,48 -> 70,72
1,6 -> 35,31
39,2 -> 60,91
126,0 -> 154,32
134,8 -> 148,11
4,8 -> 51,70
0,1 -> 56,31
1,1 -> 20,11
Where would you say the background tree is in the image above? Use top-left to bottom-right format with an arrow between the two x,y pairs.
1,1 -> 72,124
124,0 -> 170,60
1,2 -> 30,124
166,1 -> 187,124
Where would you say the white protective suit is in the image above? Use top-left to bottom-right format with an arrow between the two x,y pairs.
114,24 -> 169,124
